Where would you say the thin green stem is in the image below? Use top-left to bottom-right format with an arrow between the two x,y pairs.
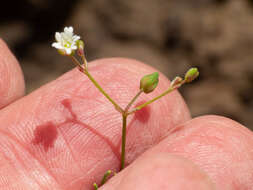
85,70 -> 123,113
124,89 -> 143,112
70,56 -> 83,69
81,54 -> 88,69
127,84 -> 184,115
70,55 -> 123,113
120,114 -> 127,170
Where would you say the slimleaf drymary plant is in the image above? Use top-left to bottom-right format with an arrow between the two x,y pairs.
52,26 -> 199,189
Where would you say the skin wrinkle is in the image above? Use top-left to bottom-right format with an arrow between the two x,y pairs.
181,117 -> 253,160
172,93 -> 191,125
0,144 -> 20,188
27,93 -> 48,126
148,104 -> 167,145
8,106 -> 40,150
60,99 -> 121,161
70,98 -> 121,138
72,83 -> 95,100
208,119 -> 253,187
75,119 -> 120,160
8,141 -> 43,190
208,117 -> 253,138
31,102 -> 121,173
0,129 -> 61,189
57,123 -> 83,180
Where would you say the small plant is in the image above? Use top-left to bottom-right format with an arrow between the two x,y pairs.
52,26 -> 199,189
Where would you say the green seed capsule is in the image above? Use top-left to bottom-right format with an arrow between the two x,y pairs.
140,72 -> 159,93
184,68 -> 199,83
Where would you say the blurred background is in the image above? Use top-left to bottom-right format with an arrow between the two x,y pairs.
0,0 -> 253,129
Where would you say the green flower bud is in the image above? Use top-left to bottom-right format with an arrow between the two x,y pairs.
184,68 -> 199,83
140,72 -> 159,93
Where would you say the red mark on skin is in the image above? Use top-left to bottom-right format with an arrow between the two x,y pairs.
133,101 -> 151,123
32,98 -> 121,160
61,99 -> 77,120
32,122 -> 58,152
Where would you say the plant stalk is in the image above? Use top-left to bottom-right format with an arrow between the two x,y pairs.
85,70 -> 123,113
70,55 -> 123,113
120,114 -> 127,170
124,89 -> 143,112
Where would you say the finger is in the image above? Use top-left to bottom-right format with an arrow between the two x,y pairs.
0,39 -> 25,108
149,115 -> 253,189
100,152 -> 215,190
0,58 -> 190,189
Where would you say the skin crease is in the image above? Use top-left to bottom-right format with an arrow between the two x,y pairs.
0,39 -> 253,190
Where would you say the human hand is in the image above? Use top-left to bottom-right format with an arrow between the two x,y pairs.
0,39 -> 252,190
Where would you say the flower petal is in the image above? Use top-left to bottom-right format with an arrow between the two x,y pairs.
52,26 -> 81,54
64,26 -> 73,34
65,48 -> 72,55
73,35 -> 80,41
55,32 -> 61,42
52,42 -> 62,49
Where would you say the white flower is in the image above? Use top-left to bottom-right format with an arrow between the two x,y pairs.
52,26 -> 80,55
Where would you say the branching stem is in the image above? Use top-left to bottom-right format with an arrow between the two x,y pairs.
124,89 -> 143,112
127,82 -> 185,115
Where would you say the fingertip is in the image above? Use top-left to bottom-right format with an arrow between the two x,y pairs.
157,115 -> 253,189
100,152 -> 215,190
176,114 -> 253,137
0,39 -> 25,108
